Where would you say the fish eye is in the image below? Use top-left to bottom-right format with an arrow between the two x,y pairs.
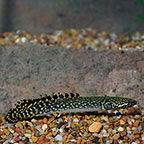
104,103 -> 112,110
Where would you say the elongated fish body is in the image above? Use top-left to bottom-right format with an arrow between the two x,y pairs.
49,96 -> 137,113
5,93 -> 137,123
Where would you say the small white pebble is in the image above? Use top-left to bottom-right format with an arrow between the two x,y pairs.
83,132 -> 87,137
103,133 -> 109,137
112,129 -> 117,134
30,39 -> 38,43
101,116 -> 108,122
35,125 -> 41,131
13,132 -> 19,137
117,127 -> 124,132
55,134 -> 62,141
59,128 -> 63,133
21,37 -> 27,43
105,140 -> 111,144
19,136 -> 22,139
71,139 -> 77,142
22,136 -> 26,140
52,127 -> 57,131
119,140 -> 123,144
73,119 -> 79,122
127,130 -> 131,134
24,133 -> 31,138
68,121 -> 71,127
104,39 -> 110,46
117,115 -> 121,119
127,134 -> 130,137
132,127 -> 137,131
31,119 -> 37,122
42,124 -> 48,131
9,140 -> 14,143
92,133 -> 98,136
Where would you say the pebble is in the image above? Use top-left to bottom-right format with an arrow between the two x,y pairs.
119,119 -> 126,125
88,122 -> 102,133
86,120 -> 92,125
3,128 -> 10,135
42,124 -> 48,131
101,116 -> 109,122
24,133 -> 31,138
8,128 -> 14,134
55,134 -> 62,141
117,127 -> 124,132
73,118 -> 79,122
70,139 -> 77,142
25,129 -> 32,134
16,122 -> 23,129
31,136 -> 38,142
133,121 -> 140,127
1,135 -> 6,139
59,128 -> 63,133
43,118 -> 48,123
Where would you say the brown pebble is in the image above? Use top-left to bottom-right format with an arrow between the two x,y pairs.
124,136 -> 128,140
88,122 -> 102,132
14,136 -> 20,142
43,118 -> 48,123
120,119 -> 126,125
120,131 -> 127,136
133,121 -> 140,127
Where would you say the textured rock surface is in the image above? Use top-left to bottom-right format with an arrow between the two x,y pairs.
0,43 -> 143,114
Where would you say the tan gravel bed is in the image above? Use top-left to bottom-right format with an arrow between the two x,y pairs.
0,29 -> 144,51
0,106 -> 144,144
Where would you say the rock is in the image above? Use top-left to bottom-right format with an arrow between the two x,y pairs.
0,44 -> 144,115
89,122 -> 102,132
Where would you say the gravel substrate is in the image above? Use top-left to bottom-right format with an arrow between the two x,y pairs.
0,28 -> 144,51
0,106 -> 144,144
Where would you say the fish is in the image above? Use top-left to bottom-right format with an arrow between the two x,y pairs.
5,93 -> 137,123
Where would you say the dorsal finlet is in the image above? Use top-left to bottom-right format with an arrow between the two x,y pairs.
42,92 -> 80,102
